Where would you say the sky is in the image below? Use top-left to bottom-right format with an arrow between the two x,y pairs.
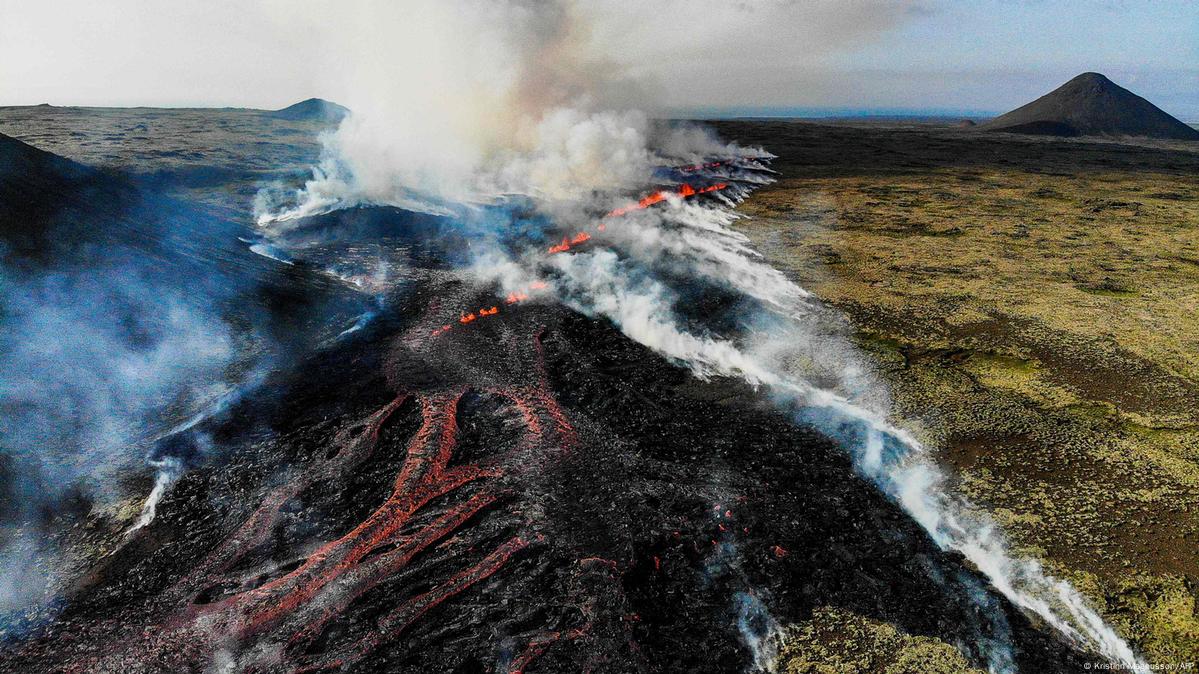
0,0 -> 1196,119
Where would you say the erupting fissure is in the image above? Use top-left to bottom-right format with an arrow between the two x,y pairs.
605,182 -> 729,219
431,175 -> 737,343
431,282 -> 549,338
8,102 -> 1148,671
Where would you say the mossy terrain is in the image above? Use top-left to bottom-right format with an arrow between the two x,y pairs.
715,120 -> 1199,666
778,606 -> 986,674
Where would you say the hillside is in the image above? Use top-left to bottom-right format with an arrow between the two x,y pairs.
266,98 -> 349,123
979,72 -> 1199,140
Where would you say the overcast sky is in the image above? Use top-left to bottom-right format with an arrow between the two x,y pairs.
1,0 -> 1196,119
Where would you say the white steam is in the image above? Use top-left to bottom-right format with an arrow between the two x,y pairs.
601,201 -> 807,312
0,254 -> 248,629
125,456 -> 182,536
735,591 -> 784,673
538,204 -> 1145,672
255,0 -> 654,228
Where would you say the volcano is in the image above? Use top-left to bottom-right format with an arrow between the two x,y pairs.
268,98 -> 350,123
979,72 -> 1199,140
0,122 -> 1137,673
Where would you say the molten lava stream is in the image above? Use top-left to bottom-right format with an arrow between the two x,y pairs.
143,326 -> 577,671
280,489 -> 502,654
227,390 -> 494,637
284,392 -> 575,670
165,395 -> 412,607
508,632 -> 563,674
605,182 -> 728,218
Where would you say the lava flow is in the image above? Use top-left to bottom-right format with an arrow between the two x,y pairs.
552,181 -> 729,255
605,182 -> 729,218
547,231 -> 590,255
435,177 -> 732,344
1,153 -> 1092,674
20,299 -> 582,673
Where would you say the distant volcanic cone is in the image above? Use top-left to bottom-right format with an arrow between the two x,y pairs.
979,72 -> 1199,140
267,98 -> 350,123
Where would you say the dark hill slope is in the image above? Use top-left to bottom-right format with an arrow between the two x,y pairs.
265,98 -> 349,123
0,132 -> 123,254
0,131 -> 304,274
980,72 -> 1199,140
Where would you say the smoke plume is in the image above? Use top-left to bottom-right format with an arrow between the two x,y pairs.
0,254 -> 242,621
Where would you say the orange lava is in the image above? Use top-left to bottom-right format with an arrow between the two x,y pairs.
605,182 -> 728,218
547,230 -> 594,255
434,179 -> 734,341
432,282 -> 548,338
80,331 -> 580,672
677,160 -> 728,173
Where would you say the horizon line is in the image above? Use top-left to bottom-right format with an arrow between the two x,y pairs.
1,102 -> 1195,125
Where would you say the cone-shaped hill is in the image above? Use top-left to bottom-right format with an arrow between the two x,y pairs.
266,98 -> 349,123
980,72 -> 1199,140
